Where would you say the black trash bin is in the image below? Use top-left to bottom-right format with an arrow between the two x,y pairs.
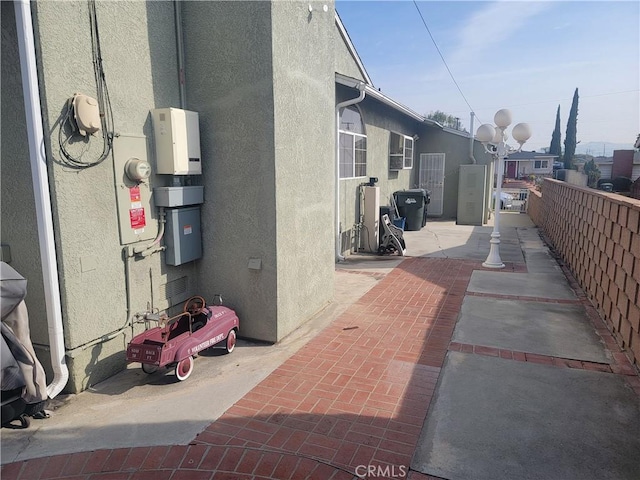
394,189 -> 429,231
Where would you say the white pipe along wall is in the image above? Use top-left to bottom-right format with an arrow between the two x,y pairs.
335,83 -> 366,261
15,0 -> 69,398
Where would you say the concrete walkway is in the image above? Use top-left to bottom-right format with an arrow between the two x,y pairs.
2,213 -> 639,479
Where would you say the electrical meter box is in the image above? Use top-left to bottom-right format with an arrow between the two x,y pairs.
164,206 -> 202,266
151,108 -> 202,175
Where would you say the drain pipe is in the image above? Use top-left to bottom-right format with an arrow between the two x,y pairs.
469,111 -> 476,164
15,0 -> 69,398
335,83 -> 366,262
174,0 -> 187,109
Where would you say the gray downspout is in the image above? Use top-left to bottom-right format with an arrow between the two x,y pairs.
335,83 -> 366,262
174,0 -> 186,109
469,111 -> 476,164
15,0 -> 69,398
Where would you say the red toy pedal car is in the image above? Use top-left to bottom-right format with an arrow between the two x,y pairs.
126,296 -> 239,381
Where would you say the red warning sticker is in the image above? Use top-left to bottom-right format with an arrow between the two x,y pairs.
129,186 -> 141,202
129,208 -> 146,229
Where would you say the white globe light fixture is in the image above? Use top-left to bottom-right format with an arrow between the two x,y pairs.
475,109 -> 531,268
494,109 -> 512,128
512,123 -> 532,145
476,124 -> 496,144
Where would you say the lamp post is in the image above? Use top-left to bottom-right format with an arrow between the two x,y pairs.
476,109 -> 531,268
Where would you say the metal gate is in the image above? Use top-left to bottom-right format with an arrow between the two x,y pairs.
419,153 -> 445,216
502,188 -> 530,213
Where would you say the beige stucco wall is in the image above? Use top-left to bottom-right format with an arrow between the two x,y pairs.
271,1 -> 336,339
181,0 -> 279,342
3,0 -> 342,391
2,0 -> 201,392
179,1 -> 338,342
3,0 -> 483,392
333,17 -> 367,82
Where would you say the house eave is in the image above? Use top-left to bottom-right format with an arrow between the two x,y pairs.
334,12 -> 373,86
335,73 -> 443,128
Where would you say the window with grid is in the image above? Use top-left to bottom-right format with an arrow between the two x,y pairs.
339,106 -> 367,179
389,132 -> 414,170
534,160 -> 548,169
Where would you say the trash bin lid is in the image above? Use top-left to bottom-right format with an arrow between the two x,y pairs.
394,189 -> 429,202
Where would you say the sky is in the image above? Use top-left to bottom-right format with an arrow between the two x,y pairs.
335,0 -> 640,155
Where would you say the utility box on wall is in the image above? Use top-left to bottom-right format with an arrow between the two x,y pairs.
164,206 -> 202,266
363,186 -> 380,252
151,108 -> 202,175
457,164 -> 487,226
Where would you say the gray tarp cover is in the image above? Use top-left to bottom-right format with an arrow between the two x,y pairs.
1,262 -> 48,403
1,262 -> 27,318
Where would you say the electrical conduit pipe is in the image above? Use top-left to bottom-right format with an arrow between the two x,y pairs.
15,0 -> 69,398
335,83 -> 366,261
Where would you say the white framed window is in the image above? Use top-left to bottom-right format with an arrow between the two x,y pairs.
534,160 -> 548,169
389,132 -> 414,170
339,106 -> 367,179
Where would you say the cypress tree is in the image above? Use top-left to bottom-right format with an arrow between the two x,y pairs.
549,105 -> 561,157
563,88 -> 579,169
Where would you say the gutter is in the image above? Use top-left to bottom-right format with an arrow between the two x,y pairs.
335,83 -> 366,262
335,74 -> 443,128
15,0 -> 69,398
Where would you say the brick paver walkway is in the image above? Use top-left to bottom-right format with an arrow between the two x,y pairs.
2,257 -> 637,479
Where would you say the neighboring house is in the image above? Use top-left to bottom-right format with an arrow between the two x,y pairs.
504,151 -> 556,179
609,150 -> 640,181
1,0 -> 489,393
594,156 -> 614,179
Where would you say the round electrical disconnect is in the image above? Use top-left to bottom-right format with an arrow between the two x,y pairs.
125,157 -> 151,182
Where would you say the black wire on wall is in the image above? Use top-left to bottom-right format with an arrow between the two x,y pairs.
58,0 -> 114,169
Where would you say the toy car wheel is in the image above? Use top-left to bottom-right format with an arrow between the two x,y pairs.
225,329 -> 237,354
141,364 -> 158,374
175,356 -> 194,381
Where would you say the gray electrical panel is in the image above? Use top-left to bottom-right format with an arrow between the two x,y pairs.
164,206 -> 202,266
457,164 -> 487,226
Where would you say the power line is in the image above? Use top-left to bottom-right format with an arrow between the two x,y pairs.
412,1 -> 479,121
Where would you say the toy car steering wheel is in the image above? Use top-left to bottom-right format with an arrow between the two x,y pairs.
183,296 -> 206,316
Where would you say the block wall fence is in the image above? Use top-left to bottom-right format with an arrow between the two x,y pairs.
528,179 -> 640,367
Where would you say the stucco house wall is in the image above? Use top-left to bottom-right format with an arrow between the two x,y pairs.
418,128 -> 491,220
1,0 -> 338,392
3,0 -> 201,392
2,0 -> 490,393
182,1 -> 335,343
180,0 -> 279,343
335,86 -> 419,254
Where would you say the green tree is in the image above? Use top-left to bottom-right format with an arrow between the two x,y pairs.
426,110 -> 467,131
583,158 -> 600,188
549,105 -> 562,157
563,88 -> 579,169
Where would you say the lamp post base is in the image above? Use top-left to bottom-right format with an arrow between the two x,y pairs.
482,232 -> 505,269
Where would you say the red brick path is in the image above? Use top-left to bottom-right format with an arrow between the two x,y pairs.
2,257 -> 637,479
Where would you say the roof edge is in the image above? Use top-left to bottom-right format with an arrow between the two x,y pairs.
334,11 -> 373,86
335,73 -> 443,128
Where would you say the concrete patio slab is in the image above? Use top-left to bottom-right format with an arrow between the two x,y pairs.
468,271 -> 576,299
402,219 -> 525,264
452,296 -> 609,363
412,351 -> 640,480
